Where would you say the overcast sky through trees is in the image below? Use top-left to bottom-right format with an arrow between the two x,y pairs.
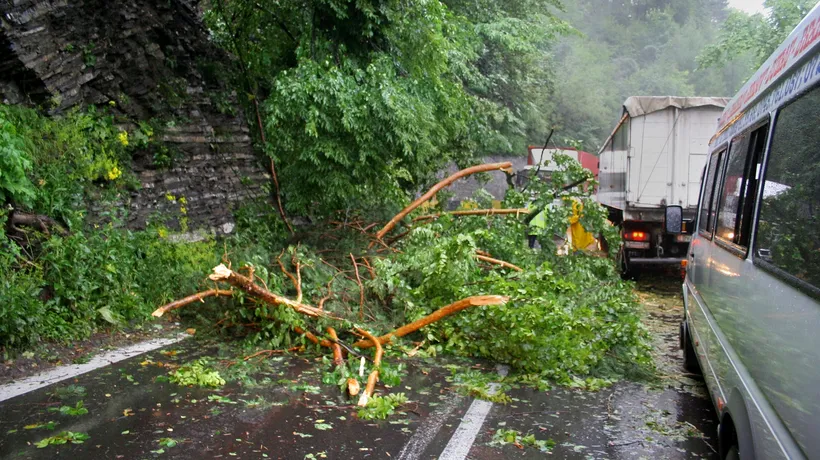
729,0 -> 766,13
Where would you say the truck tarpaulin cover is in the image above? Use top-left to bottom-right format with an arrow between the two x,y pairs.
622,96 -> 730,118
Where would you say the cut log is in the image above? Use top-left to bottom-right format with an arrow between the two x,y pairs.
152,289 -> 233,317
372,162 -> 513,245
352,295 -> 508,349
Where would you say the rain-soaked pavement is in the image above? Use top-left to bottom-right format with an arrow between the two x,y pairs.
0,274 -> 718,459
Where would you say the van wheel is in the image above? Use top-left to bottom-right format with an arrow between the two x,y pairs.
680,321 -> 701,374
724,446 -> 739,460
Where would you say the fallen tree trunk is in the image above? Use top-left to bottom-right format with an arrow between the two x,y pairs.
352,295 -> 508,349
372,162 -> 513,245
152,289 -> 233,317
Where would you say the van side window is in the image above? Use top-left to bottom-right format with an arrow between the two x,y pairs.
756,86 -> 820,290
698,149 -> 724,235
716,123 -> 768,248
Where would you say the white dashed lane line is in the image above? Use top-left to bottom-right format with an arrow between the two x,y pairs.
400,364 -> 509,460
0,334 -> 188,403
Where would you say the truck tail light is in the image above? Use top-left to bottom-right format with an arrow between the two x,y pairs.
625,231 -> 648,241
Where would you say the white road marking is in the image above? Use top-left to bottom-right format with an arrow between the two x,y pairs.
437,364 -> 509,460
396,393 -> 466,460
0,334 -> 188,402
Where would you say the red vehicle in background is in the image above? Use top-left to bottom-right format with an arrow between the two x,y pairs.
525,146 -> 599,188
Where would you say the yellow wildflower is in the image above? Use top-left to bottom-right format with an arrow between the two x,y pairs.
106,166 -> 122,181
117,131 -> 129,146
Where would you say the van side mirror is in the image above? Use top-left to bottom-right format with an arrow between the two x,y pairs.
665,205 -> 683,234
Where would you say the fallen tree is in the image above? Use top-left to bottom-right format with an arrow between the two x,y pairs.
152,157 -> 649,407
153,260 -> 510,400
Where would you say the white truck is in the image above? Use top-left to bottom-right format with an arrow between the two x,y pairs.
597,96 -> 728,275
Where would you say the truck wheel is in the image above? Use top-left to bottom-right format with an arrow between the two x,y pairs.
680,321 -> 701,374
618,247 -> 640,280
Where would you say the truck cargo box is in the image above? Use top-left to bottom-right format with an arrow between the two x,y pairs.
598,96 -> 728,221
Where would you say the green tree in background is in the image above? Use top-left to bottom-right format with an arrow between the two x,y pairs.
205,0 -> 565,217
698,0 -> 817,70
548,0 -> 753,151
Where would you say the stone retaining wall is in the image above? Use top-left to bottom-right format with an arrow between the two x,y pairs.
0,0 -> 267,232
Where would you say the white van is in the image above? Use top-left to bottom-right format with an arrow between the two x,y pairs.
674,4 -> 820,459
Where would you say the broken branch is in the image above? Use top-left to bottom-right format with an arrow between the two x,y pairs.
475,254 -> 523,272
352,295 -> 509,349
372,162 -> 513,244
152,289 -> 233,317
293,326 -> 333,348
412,208 -> 530,223
356,328 -> 383,406
327,327 -> 344,367
209,264 -> 339,320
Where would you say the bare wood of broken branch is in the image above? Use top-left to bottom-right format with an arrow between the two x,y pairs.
371,162 -> 514,246
152,289 -> 234,317
326,327 -> 345,367
352,295 -> 509,349
356,328 -> 383,406
317,274 -> 338,310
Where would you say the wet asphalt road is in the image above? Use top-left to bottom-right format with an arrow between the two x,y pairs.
0,275 -> 718,459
